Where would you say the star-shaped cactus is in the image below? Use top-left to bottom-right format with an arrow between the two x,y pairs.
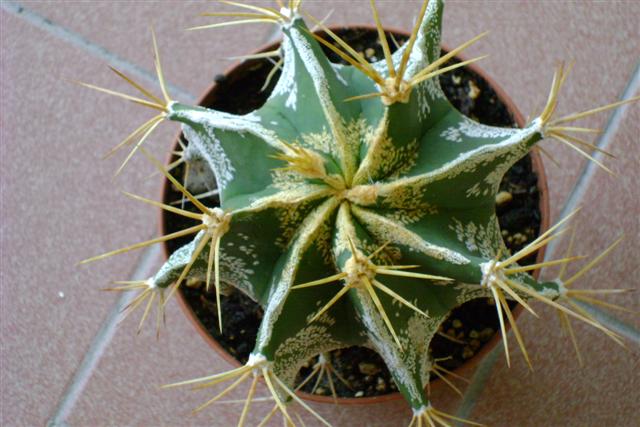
80,0 -> 637,425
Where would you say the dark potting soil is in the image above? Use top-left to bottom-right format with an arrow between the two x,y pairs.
163,28 -> 541,399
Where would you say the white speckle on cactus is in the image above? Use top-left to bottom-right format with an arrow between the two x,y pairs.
352,206 -> 470,265
402,313 -> 442,385
441,126 -> 463,143
255,198 -> 340,351
466,182 -> 482,198
450,216 -> 501,258
332,64 -> 349,86
454,283 -> 491,304
182,125 -> 235,192
380,123 -> 539,196
554,278 -> 568,297
272,313 -> 341,385
538,285 -> 561,299
354,286 -> 422,399
271,36 -> 297,110
459,117 -> 517,139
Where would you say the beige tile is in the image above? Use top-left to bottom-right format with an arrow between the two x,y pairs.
24,1 -> 277,98
0,12 -> 181,426
5,2 -> 638,426
469,106 -> 640,426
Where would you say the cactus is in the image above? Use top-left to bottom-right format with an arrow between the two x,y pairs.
79,0 -> 638,425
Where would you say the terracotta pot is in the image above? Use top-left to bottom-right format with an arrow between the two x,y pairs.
160,26 -> 550,406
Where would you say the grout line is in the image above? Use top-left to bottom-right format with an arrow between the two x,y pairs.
453,61 -> 640,424
452,345 -> 500,423
46,239 -> 162,427
545,59 -> 640,259
1,1 -> 196,104
574,299 -> 640,345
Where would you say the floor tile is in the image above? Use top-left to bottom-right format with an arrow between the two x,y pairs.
468,106 -> 640,426
1,12 -> 184,426
4,2 -> 639,426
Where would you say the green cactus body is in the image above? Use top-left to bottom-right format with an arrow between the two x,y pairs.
153,0 -> 560,411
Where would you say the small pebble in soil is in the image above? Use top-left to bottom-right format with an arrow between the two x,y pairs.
480,327 -> 495,341
364,47 -> 376,58
355,391 -> 364,397
452,319 -> 463,329
468,80 -> 481,99
376,377 -> 387,392
359,362 -> 382,376
462,347 -> 475,359
512,232 -> 528,245
186,277 -> 202,288
495,191 -> 513,206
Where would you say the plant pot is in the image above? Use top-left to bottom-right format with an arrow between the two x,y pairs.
160,26 -> 549,406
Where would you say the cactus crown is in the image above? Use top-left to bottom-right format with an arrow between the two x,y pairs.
80,0 -> 638,425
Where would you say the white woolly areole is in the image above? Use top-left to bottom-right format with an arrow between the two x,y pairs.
480,259 -> 499,287
279,7 -> 294,19
247,353 -> 267,367
531,117 -> 545,137
201,207 -> 230,233
145,277 -> 157,290
554,278 -> 568,297
317,353 -> 328,365
344,255 -> 375,285
412,406 -> 428,416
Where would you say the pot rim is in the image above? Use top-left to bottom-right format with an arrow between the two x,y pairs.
159,25 -> 550,406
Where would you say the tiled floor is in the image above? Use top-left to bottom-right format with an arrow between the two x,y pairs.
1,1 -> 638,426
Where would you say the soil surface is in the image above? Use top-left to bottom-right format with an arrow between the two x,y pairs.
163,28 -> 541,399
